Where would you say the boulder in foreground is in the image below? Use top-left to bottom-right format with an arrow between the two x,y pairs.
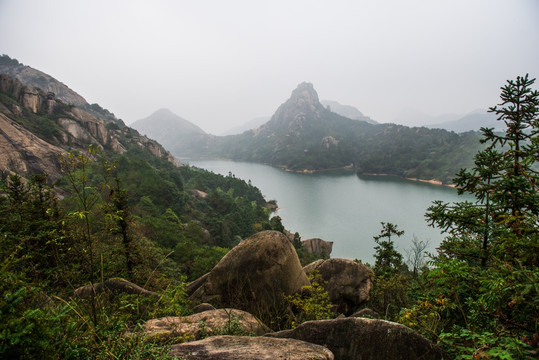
144,308 -> 269,341
267,317 -> 446,360
188,231 -> 310,317
169,335 -> 334,360
303,258 -> 373,315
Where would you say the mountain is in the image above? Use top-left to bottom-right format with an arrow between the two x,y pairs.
392,108 -> 461,127
130,108 -> 207,154
170,82 -> 482,184
0,54 -> 123,125
221,116 -> 271,135
0,73 -> 178,182
320,100 -> 377,124
426,110 -> 501,133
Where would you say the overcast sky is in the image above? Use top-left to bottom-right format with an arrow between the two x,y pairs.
1,0 -> 538,134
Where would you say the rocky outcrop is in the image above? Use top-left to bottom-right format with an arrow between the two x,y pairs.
144,309 -> 269,341
0,58 -> 87,107
302,237 -> 333,257
0,74 -> 53,114
187,231 -> 310,318
0,74 -> 180,181
267,318 -> 446,360
263,82 -> 326,135
169,335 -> 334,360
74,278 -> 158,299
303,259 -> 373,315
0,108 -> 64,180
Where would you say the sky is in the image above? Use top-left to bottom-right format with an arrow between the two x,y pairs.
1,0 -> 538,134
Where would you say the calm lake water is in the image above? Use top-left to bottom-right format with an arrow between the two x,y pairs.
189,159 -> 469,264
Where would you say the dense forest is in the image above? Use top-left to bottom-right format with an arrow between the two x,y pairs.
0,71 -> 537,359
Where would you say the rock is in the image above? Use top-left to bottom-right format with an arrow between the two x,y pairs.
188,230 -> 310,321
302,237 -> 333,257
192,303 -> 216,313
303,259 -> 373,315
74,278 -> 158,299
169,335 -> 334,360
144,309 -> 270,341
0,110 -> 64,180
0,73 -> 181,181
191,189 -> 208,199
350,308 -> 379,319
267,318 -> 446,360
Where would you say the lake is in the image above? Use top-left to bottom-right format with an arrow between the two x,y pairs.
188,159 -> 469,263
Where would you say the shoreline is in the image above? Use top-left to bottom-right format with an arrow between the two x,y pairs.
277,163 -> 355,173
361,173 -> 456,188
184,157 -> 455,187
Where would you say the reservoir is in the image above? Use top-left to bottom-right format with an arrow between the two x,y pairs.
189,159 -> 469,264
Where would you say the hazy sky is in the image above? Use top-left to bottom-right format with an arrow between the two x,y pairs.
1,0 -> 538,134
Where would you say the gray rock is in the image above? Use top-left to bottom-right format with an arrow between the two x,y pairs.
188,231 -> 310,319
267,318 -> 446,360
302,237 -> 333,257
303,258 -> 373,315
144,308 -> 270,341
169,335 -> 334,360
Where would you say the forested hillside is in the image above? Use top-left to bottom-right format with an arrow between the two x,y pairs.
170,82 -> 483,184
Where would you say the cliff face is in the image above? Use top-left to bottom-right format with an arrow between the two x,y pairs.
0,58 -> 87,107
0,74 -> 180,182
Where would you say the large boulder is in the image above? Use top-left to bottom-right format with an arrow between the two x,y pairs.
303,259 -> 373,315
169,335 -> 334,360
188,231 -> 310,318
267,318 -> 446,360
302,237 -> 333,257
144,308 -> 269,341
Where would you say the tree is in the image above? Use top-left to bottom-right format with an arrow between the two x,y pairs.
373,222 -> 405,275
405,236 -> 430,278
427,74 -> 538,267
412,75 -> 539,358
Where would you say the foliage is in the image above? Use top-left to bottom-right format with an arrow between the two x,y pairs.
286,270 -> 333,327
372,222 -> 405,276
170,101 -> 482,183
406,75 -> 539,358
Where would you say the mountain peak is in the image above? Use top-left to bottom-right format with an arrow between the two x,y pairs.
290,82 -> 320,106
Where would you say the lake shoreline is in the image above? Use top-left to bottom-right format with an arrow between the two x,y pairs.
183,157 -> 455,187
361,173 -> 456,188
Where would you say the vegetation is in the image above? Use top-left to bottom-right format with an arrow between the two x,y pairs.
0,136 -> 276,358
364,75 -> 538,359
285,270 -> 333,327
169,91 -> 482,184
0,62 -> 537,358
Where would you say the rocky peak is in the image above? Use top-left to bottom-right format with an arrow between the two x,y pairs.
265,82 -> 325,132
289,82 -> 321,111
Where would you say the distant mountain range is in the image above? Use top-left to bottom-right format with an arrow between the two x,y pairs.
320,100 -> 377,124
392,106 -> 501,133
220,116 -> 271,135
163,82 -> 483,184
0,53 -> 488,184
426,111 -> 502,133
131,108 -> 207,154
222,100 -> 376,136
